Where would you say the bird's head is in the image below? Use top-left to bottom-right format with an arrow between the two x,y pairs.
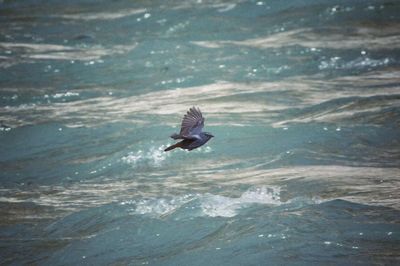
204,132 -> 214,138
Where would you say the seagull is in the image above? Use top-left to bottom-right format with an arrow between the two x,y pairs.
164,107 -> 214,152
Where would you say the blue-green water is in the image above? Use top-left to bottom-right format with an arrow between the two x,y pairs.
1,0 -> 400,265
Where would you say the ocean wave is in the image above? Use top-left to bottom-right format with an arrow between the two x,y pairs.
273,93 -> 400,127
55,8 -> 147,21
48,92 -> 80,99
2,70 -> 400,128
200,186 -> 281,217
121,194 -> 195,217
319,57 -> 392,70
0,42 -> 137,63
1,165 -> 399,222
192,26 -> 400,50
123,186 -> 282,218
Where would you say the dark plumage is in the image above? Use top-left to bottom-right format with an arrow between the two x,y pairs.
164,107 -> 214,152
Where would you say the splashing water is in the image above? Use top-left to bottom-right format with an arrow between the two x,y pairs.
123,186 -> 282,218
201,186 -> 281,217
121,145 -> 169,167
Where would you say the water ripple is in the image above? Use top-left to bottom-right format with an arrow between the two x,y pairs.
192,26 -> 400,50
0,42 -> 137,65
1,71 -> 399,128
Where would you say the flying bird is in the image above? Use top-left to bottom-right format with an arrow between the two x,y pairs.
164,107 -> 214,152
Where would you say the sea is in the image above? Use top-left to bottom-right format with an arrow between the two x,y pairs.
0,0 -> 399,265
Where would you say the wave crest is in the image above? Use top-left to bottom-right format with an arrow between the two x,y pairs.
123,186 -> 282,218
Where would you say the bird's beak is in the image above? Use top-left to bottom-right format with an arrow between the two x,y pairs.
210,134 -> 214,138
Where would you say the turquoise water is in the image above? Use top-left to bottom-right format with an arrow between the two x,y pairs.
1,0 -> 400,265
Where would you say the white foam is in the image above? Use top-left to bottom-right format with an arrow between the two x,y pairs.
217,3 -> 236,12
122,186 -> 282,218
56,8 -> 147,21
121,150 -> 143,165
200,194 -> 239,217
135,198 -> 181,216
319,56 -> 391,70
52,92 -> 79,99
201,186 -> 281,217
121,145 -> 169,167
125,194 -> 194,216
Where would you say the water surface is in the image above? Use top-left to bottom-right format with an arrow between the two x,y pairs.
1,0 -> 400,265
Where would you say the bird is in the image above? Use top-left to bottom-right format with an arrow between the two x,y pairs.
164,107 -> 214,152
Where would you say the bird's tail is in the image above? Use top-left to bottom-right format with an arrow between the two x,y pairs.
164,142 -> 181,152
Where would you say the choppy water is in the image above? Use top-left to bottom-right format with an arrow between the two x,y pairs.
1,0 -> 400,265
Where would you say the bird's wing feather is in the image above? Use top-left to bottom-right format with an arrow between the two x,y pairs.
179,107 -> 204,138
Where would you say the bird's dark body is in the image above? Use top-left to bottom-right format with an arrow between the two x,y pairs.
164,107 -> 213,152
164,139 -> 194,152
165,133 -> 213,151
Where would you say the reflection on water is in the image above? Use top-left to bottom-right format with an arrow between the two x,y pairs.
1,0 -> 400,265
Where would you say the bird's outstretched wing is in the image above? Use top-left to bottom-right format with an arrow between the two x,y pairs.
179,107 -> 204,139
